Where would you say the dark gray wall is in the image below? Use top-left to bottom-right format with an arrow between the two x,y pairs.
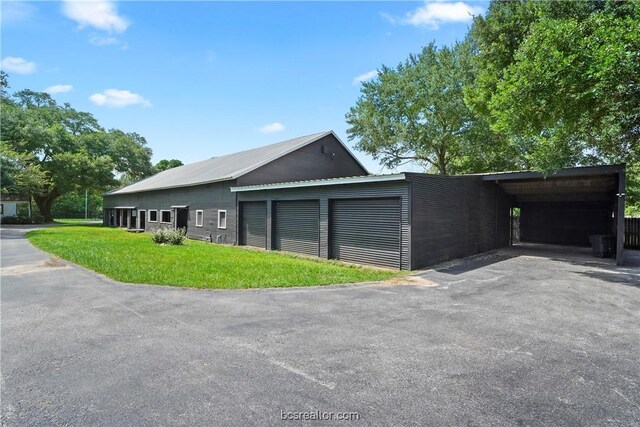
237,135 -> 368,186
409,174 -> 511,269
104,181 -> 237,244
236,181 -> 411,270
520,201 -> 612,246
104,134 -> 367,244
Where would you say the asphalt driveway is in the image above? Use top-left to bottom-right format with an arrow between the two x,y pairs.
2,226 -> 639,426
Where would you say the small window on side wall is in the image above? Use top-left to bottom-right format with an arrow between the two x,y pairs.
149,210 -> 158,222
218,210 -> 227,229
161,210 -> 171,223
196,210 -> 204,227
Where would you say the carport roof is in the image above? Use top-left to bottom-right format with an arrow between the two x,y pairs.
480,164 -> 625,203
106,131 -> 367,195
477,164 -> 625,181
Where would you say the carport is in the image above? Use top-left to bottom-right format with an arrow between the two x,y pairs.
481,164 -> 626,265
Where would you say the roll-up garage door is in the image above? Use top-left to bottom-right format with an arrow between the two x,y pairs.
273,200 -> 320,256
239,201 -> 267,248
330,198 -> 401,269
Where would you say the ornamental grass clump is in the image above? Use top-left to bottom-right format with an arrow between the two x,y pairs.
151,227 -> 186,245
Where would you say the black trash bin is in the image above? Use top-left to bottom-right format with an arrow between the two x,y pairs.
588,234 -> 614,258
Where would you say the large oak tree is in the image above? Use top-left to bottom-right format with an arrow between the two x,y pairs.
346,42 -> 514,175
1,84 -> 153,221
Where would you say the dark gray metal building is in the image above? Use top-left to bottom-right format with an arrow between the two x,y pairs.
103,131 -> 368,244
105,131 -> 626,270
231,165 -> 626,269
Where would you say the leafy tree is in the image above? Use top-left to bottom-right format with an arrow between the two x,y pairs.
346,42 -> 513,174
154,158 -> 183,174
1,86 -> 153,221
51,190 -> 104,219
1,146 -> 52,213
467,0 -> 640,211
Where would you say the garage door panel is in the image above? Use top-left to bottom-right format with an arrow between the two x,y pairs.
240,201 -> 266,248
330,198 -> 400,269
274,200 -> 320,256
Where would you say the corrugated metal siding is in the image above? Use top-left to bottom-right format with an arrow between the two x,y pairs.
330,198 -> 401,269
520,201 -> 611,246
236,181 -> 410,270
239,201 -> 267,248
108,132 -> 333,194
409,175 -> 511,269
237,135 -> 368,186
103,181 -> 237,243
273,200 -> 320,256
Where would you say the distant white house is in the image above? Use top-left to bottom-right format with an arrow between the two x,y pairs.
0,193 -> 30,219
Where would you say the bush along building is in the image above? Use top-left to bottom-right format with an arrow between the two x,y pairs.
104,131 -> 627,269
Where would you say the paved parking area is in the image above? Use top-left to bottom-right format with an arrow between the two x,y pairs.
2,226 -> 639,426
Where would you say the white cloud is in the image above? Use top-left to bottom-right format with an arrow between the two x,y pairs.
1,56 -> 36,74
88,34 -> 129,49
62,0 -> 129,33
89,89 -> 151,108
353,70 -> 378,85
44,84 -> 73,94
384,1 -> 483,29
89,34 -> 119,46
259,122 -> 285,134
1,1 -> 36,23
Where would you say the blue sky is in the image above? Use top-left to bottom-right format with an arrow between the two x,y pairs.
1,0 -> 486,174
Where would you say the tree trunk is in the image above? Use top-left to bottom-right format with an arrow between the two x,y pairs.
33,190 -> 60,222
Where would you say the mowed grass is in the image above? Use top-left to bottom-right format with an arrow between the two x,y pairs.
27,226 -> 399,289
54,218 -> 102,225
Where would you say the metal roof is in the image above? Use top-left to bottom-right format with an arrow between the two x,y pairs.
477,164 -> 625,181
107,131 -> 364,195
230,174 -> 407,192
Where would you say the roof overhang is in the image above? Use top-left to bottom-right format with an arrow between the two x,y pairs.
479,164 -> 625,182
103,177 -> 233,196
171,205 -> 189,209
480,164 -> 625,203
113,206 -> 137,209
231,174 -> 406,192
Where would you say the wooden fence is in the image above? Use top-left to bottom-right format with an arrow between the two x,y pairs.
625,217 -> 640,249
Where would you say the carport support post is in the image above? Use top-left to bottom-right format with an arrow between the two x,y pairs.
616,168 -> 625,266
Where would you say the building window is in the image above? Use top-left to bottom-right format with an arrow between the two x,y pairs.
218,210 -> 227,229
161,210 -> 171,223
196,210 -> 204,227
148,210 -> 158,222
0,204 -> 3,214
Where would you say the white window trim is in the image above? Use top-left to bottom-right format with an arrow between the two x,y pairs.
148,209 -> 158,222
218,210 -> 227,229
195,210 -> 204,227
160,209 -> 172,224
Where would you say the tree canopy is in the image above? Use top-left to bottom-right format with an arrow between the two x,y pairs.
1,80 -> 153,221
154,159 -> 184,174
467,0 -> 639,171
346,42 -> 514,174
346,0 -> 639,213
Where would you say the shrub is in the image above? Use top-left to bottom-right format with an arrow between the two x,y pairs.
151,227 -> 186,245
0,216 -> 45,224
30,215 -> 45,224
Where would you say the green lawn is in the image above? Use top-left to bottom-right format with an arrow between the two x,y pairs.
54,218 -> 103,225
27,226 -> 399,289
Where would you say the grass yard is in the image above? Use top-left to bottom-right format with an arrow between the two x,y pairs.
27,226 -> 399,289
54,218 -> 103,225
